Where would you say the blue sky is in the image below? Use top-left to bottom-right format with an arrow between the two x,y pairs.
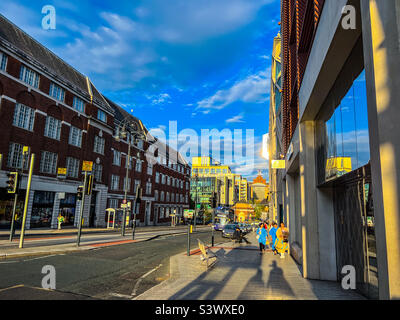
0,0 -> 282,181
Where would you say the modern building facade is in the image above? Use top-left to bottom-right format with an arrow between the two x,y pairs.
0,14 -> 190,229
190,156 -> 249,207
275,0 -> 400,299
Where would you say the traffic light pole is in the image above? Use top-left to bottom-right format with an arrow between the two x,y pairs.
19,154 -> 35,249
76,171 -> 88,247
122,141 -> 132,237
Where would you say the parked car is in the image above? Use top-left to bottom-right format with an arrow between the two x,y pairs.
222,224 -> 237,238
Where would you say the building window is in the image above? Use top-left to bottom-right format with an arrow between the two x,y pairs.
66,157 -> 79,178
134,180 -> 140,193
19,65 -> 39,88
0,52 -> 7,71
155,172 -> 160,184
171,193 -> 175,202
44,116 -> 61,140
94,135 -> 105,155
111,175 -> 120,191
146,182 -> 152,195
135,160 -> 142,172
136,139 -> 144,149
40,151 -> 58,175
147,164 -> 153,175
69,126 -> 82,148
161,191 -> 165,202
166,207 -> 170,218
155,190 -> 159,201
167,176 -> 170,186
113,150 -> 121,166
162,174 -> 166,185
13,103 -> 35,131
93,163 -> 103,182
7,143 -> 29,169
166,192 -> 170,202
73,96 -> 84,113
49,82 -> 65,102
124,177 -> 131,192
109,199 -> 119,209
97,110 -> 106,122
160,207 -> 164,219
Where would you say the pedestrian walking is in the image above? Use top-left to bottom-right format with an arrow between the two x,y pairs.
256,223 -> 267,254
57,213 -> 65,230
275,222 -> 290,258
269,222 -> 278,255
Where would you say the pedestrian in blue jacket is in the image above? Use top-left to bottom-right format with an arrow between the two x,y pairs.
256,223 -> 267,254
269,222 -> 278,255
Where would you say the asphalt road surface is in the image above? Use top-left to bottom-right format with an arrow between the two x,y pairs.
0,229 -> 225,300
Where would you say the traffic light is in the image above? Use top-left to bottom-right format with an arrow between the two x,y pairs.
77,185 -> 84,200
6,172 -> 18,194
86,175 -> 95,195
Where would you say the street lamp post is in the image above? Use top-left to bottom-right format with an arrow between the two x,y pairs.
114,117 -> 147,237
194,174 -> 198,231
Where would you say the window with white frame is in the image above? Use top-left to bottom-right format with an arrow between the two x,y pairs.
0,52 -> 7,71
160,207 -> 164,219
155,190 -> 159,201
44,116 -> 61,140
113,150 -> 121,166
97,109 -> 106,122
94,135 -> 105,155
161,174 -> 166,185
93,163 -> 103,182
171,193 -> 175,202
109,199 -> 119,209
49,82 -> 65,102
180,194 -> 184,203
69,126 -> 82,147
146,182 -> 152,195
185,195 -> 188,203
40,151 -> 58,175
147,164 -> 153,175
135,159 -> 142,172
134,180 -> 140,193
111,175 -> 120,191
166,192 -> 170,202
136,139 -> 144,149
66,157 -> 79,178
73,96 -> 84,113
172,178 -> 175,187
161,191 -> 165,202
13,103 -> 35,131
124,177 -> 131,192
7,143 -> 29,169
166,207 -> 170,218
19,65 -> 39,88
167,176 -> 170,186
155,172 -> 160,184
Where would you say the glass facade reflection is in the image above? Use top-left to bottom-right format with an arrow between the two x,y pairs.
317,70 -> 370,184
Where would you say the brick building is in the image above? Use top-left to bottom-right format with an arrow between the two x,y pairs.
0,14 -> 190,229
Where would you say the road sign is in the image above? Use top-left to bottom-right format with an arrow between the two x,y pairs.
82,161 -> 93,172
272,160 -> 285,169
57,167 -> 67,179
184,209 -> 194,219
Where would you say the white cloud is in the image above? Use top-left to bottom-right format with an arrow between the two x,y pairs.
196,69 -> 270,113
226,114 -> 245,124
151,93 -> 172,105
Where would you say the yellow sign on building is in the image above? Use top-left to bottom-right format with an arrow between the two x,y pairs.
272,160 -> 286,169
82,161 -> 93,172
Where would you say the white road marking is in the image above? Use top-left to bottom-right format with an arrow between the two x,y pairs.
23,254 -> 65,262
0,260 -> 18,264
109,293 -> 133,299
131,264 -> 163,297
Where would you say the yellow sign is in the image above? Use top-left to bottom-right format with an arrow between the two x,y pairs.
82,161 -> 93,172
272,160 -> 285,169
57,168 -> 67,175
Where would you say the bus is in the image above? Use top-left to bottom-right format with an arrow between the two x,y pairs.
213,207 -> 234,231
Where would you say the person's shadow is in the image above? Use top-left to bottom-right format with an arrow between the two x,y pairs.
266,261 -> 295,297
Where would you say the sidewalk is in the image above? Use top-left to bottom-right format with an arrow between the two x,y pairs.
135,233 -> 366,300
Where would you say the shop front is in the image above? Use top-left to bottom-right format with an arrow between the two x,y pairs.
30,191 -> 55,228
59,193 -> 77,226
0,188 -> 25,229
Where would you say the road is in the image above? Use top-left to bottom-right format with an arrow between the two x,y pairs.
0,228 -> 225,300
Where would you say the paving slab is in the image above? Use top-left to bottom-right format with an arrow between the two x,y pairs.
135,234 -> 366,300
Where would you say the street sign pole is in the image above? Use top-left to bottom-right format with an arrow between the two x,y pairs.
19,154 -> 35,249
187,220 -> 191,256
122,142 -> 131,237
132,184 -> 140,240
9,193 -> 18,242
211,209 -> 215,247
76,171 -> 88,247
